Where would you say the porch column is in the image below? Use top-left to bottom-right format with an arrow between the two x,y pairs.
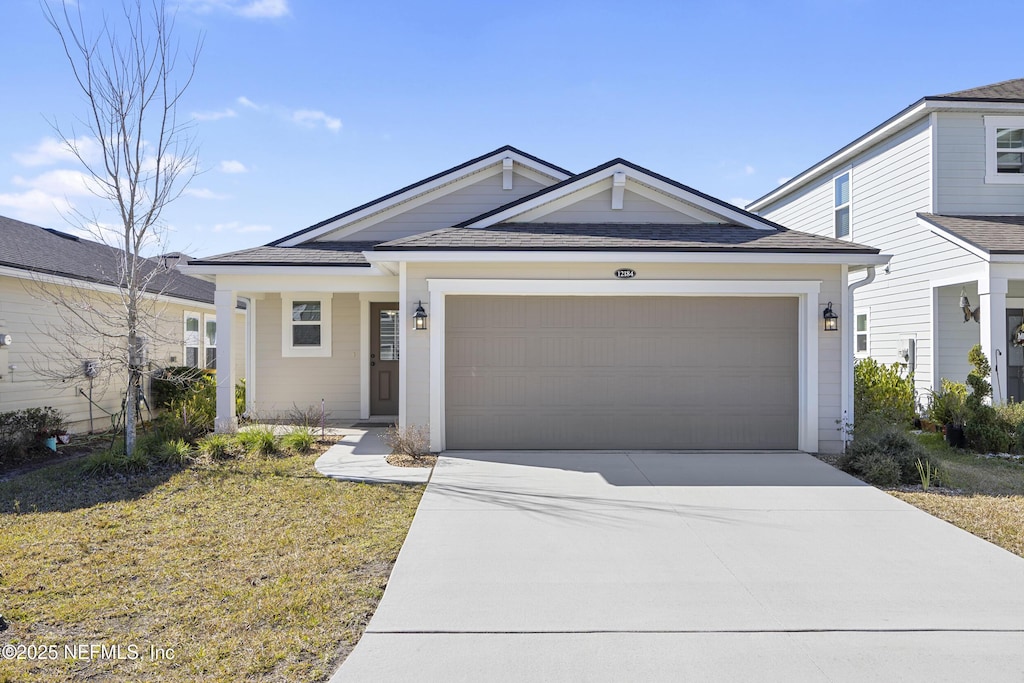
214,288 -> 238,433
980,277 -> 1008,403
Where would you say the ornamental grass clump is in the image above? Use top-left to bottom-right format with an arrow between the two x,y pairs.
236,427 -> 278,458
280,427 -> 316,455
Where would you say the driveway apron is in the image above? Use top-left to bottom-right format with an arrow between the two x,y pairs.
332,451 -> 1024,682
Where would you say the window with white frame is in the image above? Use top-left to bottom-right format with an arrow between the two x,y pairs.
834,172 -> 851,238
184,312 -> 200,367
985,116 -> 1024,183
855,309 -> 869,357
204,315 -> 217,369
282,294 -> 332,357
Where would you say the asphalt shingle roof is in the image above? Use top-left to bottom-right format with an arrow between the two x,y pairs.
0,214 -> 217,303
374,222 -> 880,253
934,78 -> 1024,101
186,241 -> 376,267
919,213 -> 1024,254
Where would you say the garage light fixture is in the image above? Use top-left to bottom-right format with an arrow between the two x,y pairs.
413,301 -> 428,331
823,302 -> 838,332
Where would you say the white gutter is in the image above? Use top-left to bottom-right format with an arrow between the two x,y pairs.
843,266 -> 877,448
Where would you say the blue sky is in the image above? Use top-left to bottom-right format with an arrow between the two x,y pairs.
0,0 -> 1019,258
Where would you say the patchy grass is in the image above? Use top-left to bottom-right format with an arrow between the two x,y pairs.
884,432 -> 1024,559
0,453 -> 423,682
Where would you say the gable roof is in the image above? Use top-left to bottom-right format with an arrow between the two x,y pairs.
454,158 -> 786,231
0,214 -> 217,304
186,241 -> 376,267
267,145 -> 572,247
374,222 -> 879,253
748,77 -> 1024,212
919,213 -> 1024,254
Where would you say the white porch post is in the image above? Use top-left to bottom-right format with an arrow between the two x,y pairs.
214,288 -> 238,433
980,277 -> 1008,403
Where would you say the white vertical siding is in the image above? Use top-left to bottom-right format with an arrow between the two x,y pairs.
761,118 -> 985,396
935,111 -> 1024,214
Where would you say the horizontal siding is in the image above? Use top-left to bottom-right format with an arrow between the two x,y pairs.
535,188 -> 716,224
935,111 -> 1024,214
250,293 -> 360,420
321,171 -> 547,243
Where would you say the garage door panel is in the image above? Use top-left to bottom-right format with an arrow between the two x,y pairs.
446,296 -> 798,450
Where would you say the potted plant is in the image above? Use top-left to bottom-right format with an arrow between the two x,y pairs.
24,407 -> 69,451
927,381 -> 968,448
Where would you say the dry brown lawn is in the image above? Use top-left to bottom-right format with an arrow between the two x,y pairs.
0,451 -> 423,682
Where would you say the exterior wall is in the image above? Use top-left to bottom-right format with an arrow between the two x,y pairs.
935,111 -> 1024,214
760,118 -> 985,397
935,282 -> 980,387
404,261 -> 846,454
318,171 -> 547,243
249,292 -> 360,419
0,273 -> 241,432
533,188 -> 720,224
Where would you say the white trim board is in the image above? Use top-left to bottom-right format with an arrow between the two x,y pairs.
368,251 -> 891,267
424,279 -> 822,454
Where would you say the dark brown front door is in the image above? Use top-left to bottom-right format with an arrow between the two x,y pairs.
370,302 -> 400,415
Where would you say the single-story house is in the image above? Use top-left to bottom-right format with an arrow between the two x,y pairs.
183,146 -> 888,453
0,215 -> 245,432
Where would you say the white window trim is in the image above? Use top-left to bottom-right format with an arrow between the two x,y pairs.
854,308 -> 870,358
833,169 -> 852,240
203,313 -> 217,369
184,311 -> 201,368
984,115 -> 1024,184
282,293 -> 333,358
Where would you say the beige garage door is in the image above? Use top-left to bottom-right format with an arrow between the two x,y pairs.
445,295 -> 798,450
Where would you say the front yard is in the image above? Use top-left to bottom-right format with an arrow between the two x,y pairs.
891,433 -> 1024,559
0,451 -> 423,682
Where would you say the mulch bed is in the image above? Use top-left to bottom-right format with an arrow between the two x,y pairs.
385,453 -> 437,468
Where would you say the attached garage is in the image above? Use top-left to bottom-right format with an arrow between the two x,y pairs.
444,294 -> 798,450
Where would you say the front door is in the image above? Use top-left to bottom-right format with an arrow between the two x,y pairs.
370,302 -> 400,415
1008,309 -> 1024,402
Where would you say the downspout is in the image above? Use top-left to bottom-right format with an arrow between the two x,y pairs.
843,266 -> 877,449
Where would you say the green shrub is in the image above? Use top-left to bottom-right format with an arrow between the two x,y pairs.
236,427 -> 278,458
196,433 -> 237,461
235,378 -> 247,420
153,438 -> 193,466
854,358 -> 915,426
927,379 -> 968,426
81,446 -> 150,476
839,421 -> 937,486
849,452 -> 902,487
150,366 -> 209,409
281,427 -> 315,454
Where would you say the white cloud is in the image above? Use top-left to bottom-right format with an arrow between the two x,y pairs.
729,197 -> 753,209
218,160 -> 248,174
0,189 -> 74,225
212,221 -> 272,233
183,187 -> 229,200
744,165 -> 756,175
192,108 -> 237,121
13,169 -> 101,197
181,0 -> 290,19
777,176 -> 792,186
292,109 -> 342,132
237,96 -> 262,110
13,136 -> 100,167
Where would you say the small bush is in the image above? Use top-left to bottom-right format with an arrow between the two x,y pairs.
964,405 -> 1013,454
281,428 -> 315,455
81,446 -> 150,476
196,433 -> 237,461
849,452 -> 902,487
854,358 -> 915,426
839,422 -> 937,486
237,427 -> 278,457
287,403 -> 327,429
927,379 -> 968,427
150,366 -> 209,409
153,438 -> 193,466
382,425 -> 431,459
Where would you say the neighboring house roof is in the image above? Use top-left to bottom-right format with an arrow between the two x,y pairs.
186,241 -> 377,267
0,214 -> 217,304
748,77 -> 1024,212
919,213 -> 1024,254
374,222 -> 880,253
267,145 -> 573,246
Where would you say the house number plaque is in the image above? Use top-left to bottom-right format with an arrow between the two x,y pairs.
614,268 -> 636,279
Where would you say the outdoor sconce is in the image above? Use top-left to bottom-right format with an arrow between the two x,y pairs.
413,301 -> 428,331
960,287 -> 980,324
823,302 -> 838,332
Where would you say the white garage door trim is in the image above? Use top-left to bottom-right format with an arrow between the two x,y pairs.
427,279 -> 821,453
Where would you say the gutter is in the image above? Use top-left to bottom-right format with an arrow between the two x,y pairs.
843,266 -> 877,448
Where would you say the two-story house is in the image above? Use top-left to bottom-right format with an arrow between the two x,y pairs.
749,78 -> 1024,408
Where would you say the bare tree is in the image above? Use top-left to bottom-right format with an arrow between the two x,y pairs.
37,0 -> 201,454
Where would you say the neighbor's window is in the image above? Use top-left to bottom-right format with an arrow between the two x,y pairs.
282,294 -> 332,357
985,116 -> 1024,183
184,312 -> 200,368
855,310 -> 869,357
204,315 -> 217,369
834,172 -> 851,238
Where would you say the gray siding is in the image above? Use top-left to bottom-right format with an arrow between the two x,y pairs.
318,171 -> 548,243
935,111 -> 1024,214
534,188 -> 724,224
935,283 -> 979,387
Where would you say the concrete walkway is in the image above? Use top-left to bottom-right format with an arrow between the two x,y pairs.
332,450 -> 1024,682
314,429 -> 432,484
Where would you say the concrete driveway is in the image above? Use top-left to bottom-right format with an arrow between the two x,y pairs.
333,451 -> 1024,682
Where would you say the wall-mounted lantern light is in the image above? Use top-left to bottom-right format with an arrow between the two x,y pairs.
413,301 -> 428,331
960,287 -> 980,323
823,302 -> 838,332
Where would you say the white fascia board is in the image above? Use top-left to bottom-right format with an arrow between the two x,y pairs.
212,272 -> 398,294
179,264 -> 391,277
0,264 -> 218,310
365,250 -> 891,267
277,151 -> 571,246
923,220 -> 991,261
427,278 -> 822,296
